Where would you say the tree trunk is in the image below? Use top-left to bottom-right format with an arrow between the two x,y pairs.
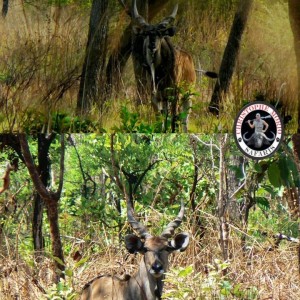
209,0 -> 253,115
288,1 -> 300,133
218,134 -> 229,266
32,193 -> 44,254
32,134 -> 55,259
189,135 -> 205,238
19,134 -> 65,281
291,134 -> 300,274
2,0 -> 8,17
227,155 -> 244,222
46,200 -> 65,278
77,0 -> 109,115
240,194 -> 255,251
0,134 -> 23,162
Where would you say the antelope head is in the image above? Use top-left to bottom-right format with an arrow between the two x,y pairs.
125,200 -> 189,279
131,0 -> 178,94
80,200 -> 189,300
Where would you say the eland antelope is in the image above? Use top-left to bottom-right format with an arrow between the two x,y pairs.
130,0 -> 217,132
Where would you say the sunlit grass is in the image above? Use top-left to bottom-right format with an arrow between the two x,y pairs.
1,209 -> 299,299
0,0 -> 297,133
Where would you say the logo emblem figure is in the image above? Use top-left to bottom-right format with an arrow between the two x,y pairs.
234,102 -> 284,159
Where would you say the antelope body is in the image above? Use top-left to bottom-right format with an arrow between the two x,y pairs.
130,0 -> 216,132
80,201 -> 189,300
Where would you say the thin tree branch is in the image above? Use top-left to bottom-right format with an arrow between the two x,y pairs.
68,134 -> 86,184
229,160 -> 247,200
55,134 -> 65,199
110,134 -> 127,198
19,134 -> 52,202
133,159 -> 161,194
68,135 -> 97,196
191,134 -> 220,151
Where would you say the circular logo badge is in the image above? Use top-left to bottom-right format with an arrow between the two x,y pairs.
233,102 -> 284,159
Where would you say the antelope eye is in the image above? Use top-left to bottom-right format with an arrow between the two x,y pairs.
158,24 -> 167,29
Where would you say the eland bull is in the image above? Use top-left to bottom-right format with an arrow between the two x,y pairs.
80,200 -> 189,300
130,0 -> 217,132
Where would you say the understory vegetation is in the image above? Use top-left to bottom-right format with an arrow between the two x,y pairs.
0,134 -> 299,299
0,0 -> 297,132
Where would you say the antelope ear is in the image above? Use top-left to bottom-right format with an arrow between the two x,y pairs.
159,26 -> 176,37
168,232 -> 189,252
125,234 -> 145,254
165,26 -> 176,37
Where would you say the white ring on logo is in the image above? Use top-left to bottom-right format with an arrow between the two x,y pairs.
234,102 -> 284,159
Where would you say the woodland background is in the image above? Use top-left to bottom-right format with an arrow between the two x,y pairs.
0,0 -> 299,132
0,0 -> 300,299
0,133 -> 300,299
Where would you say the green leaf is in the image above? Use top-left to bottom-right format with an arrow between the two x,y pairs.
52,256 -> 65,267
278,157 -> 290,186
256,196 -> 270,210
220,280 -> 232,290
233,283 -> 243,296
262,184 -> 278,197
65,268 -> 73,277
254,163 -> 262,173
268,162 -> 282,188
56,281 -> 64,292
178,265 -> 193,277
74,256 -> 89,268
286,157 -> 300,187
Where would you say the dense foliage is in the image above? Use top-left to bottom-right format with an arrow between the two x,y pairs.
0,134 -> 299,299
0,0 -> 296,132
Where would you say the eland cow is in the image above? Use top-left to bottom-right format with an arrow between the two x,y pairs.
130,0 -> 217,132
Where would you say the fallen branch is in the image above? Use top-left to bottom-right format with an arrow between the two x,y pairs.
44,234 -> 85,244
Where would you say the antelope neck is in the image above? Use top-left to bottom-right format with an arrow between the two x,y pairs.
131,256 -> 164,300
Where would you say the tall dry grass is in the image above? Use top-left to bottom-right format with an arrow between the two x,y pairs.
0,0 -> 297,132
0,1 -> 88,132
0,209 -> 299,299
107,0 -> 297,132
174,0 -> 297,132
